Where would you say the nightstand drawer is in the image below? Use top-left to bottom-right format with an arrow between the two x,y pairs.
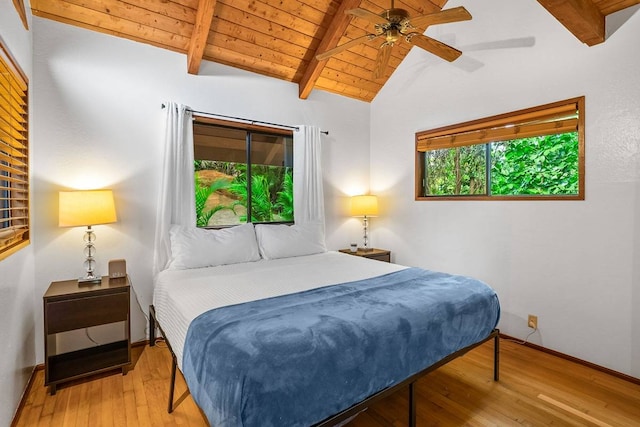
47,292 -> 129,334
365,252 -> 390,263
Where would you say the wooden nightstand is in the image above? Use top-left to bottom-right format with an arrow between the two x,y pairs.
339,248 -> 391,263
43,276 -> 131,395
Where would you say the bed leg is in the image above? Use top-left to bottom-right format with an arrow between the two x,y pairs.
149,305 -> 156,346
168,353 -> 177,413
494,332 -> 500,381
408,382 -> 416,427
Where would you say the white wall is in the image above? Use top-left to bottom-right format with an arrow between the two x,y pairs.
370,0 -> 640,377
0,2 -> 36,425
31,17 -> 371,361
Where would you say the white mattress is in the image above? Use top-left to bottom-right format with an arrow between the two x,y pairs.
153,251 -> 405,369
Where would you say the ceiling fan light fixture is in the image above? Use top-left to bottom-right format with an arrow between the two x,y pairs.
386,28 -> 401,43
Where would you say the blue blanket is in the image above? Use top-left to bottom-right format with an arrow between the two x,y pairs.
182,267 -> 500,427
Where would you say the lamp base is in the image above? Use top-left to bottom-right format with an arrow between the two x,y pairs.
77,275 -> 102,286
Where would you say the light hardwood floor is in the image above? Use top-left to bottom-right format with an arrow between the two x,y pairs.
15,339 -> 640,426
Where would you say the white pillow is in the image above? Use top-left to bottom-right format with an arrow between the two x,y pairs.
254,222 -> 326,260
167,223 -> 261,270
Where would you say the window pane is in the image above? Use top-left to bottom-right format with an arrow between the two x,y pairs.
193,124 -> 247,226
425,145 -> 486,196
193,122 -> 294,226
490,132 -> 579,195
250,133 -> 293,223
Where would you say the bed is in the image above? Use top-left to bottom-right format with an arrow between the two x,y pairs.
150,223 -> 500,426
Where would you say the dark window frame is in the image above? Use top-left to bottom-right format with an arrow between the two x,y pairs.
193,116 -> 294,228
415,97 -> 585,201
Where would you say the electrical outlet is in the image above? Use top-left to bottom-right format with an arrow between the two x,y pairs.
528,314 -> 538,329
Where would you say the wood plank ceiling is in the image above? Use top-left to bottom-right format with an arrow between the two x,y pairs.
30,0 -> 640,103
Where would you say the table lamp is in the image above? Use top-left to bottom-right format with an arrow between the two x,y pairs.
350,195 -> 378,252
59,190 -> 117,284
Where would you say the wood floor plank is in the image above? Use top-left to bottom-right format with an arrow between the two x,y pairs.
13,340 -> 640,426
49,387 -> 69,427
123,389 -> 138,426
72,381 -> 90,427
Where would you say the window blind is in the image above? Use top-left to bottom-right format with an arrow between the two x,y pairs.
0,42 -> 29,259
416,99 -> 581,152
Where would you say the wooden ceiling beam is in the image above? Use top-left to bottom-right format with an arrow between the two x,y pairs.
12,0 -> 29,30
537,0 -> 605,46
298,0 -> 362,99
187,0 -> 217,74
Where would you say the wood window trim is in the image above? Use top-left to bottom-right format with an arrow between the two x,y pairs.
0,36 -> 30,260
193,115 -> 294,137
415,97 -> 585,201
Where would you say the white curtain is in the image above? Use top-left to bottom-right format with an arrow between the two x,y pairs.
293,125 -> 325,225
153,102 -> 196,276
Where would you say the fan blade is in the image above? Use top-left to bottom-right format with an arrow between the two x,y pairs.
346,8 -> 389,25
409,6 -> 472,29
407,33 -> 462,62
372,43 -> 393,79
316,34 -> 377,61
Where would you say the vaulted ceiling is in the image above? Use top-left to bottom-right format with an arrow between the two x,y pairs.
30,0 -> 640,103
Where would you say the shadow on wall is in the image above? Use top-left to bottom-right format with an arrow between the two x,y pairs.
606,4 -> 640,38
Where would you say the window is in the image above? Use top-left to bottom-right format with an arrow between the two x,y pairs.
193,117 -> 293,227
415,97 -> 585,200
0,41 -> 29,260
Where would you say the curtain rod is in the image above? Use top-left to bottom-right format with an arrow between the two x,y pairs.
161,104 -> 329,135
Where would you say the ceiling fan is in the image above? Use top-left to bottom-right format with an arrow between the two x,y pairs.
316,1 -> 472,79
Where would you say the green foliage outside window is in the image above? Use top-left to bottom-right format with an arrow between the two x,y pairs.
227,165 -> 293,223
491,132 -> 578,195
195,163 -> 293,226
424,132 -> 579,197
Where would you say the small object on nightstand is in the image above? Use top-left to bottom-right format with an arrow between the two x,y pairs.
349,243 -> 358,252
109,258 -> 127,278
339,247 -> 391,263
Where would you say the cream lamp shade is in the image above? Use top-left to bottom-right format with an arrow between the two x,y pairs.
59,190 -> 118,227
350,195 -> 379,217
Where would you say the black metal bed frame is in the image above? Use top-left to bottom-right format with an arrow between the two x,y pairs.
149,304 -> 500,427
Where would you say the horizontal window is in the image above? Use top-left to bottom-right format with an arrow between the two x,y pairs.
415,97 -> 585,200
